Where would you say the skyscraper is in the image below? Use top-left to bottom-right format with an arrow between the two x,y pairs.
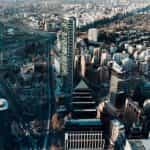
60,17 -> 76,94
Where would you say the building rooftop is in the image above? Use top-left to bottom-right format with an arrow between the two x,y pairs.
65,119 -> 102,127
129,139 -> 150,150
75,80 -> 89,90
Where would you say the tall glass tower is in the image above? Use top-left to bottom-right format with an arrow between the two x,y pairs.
60,17 -> 76,94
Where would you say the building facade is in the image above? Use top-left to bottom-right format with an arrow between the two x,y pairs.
60,17 -> 76,94
88,28 -> 98,42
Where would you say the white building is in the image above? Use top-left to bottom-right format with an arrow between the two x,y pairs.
88,28 -> 98,42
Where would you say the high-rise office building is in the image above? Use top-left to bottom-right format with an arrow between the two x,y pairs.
60,17 -> 76,94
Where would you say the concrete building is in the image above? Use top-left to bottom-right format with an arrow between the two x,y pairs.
109,75 -> 129,94
80,55 -> 86,77
60,17 -> 76,94
88,28 -> 98,42
124,98 -> 141,126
